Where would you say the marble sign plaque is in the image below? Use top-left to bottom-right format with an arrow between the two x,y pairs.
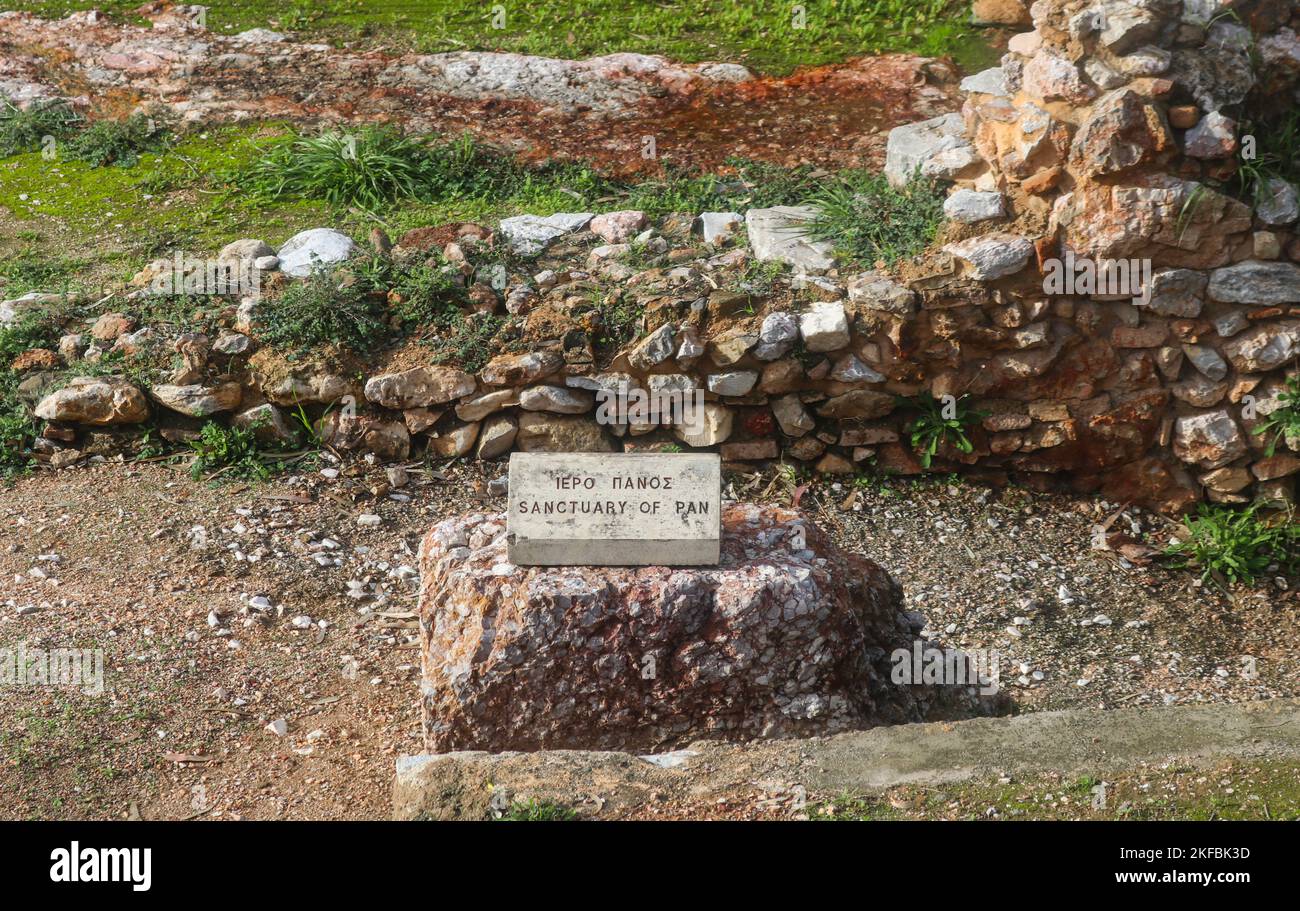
506,452 -> 721,566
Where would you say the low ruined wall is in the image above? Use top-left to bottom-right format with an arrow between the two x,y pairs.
13,0 -> 1300,514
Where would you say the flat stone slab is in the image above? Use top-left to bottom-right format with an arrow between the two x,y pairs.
506,452 -> 720,566
394,697 -> 1300,819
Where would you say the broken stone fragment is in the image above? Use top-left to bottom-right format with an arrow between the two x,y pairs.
518,385 -> 594,414
798,302 -> 850,353
943,189 -> 1005,223
35,376 -> 150,425
943,233 -> 1033,280
481,350 -> 564,386
706,371 -> 759,397
516,413 -> 614,451
476,413 -> 518,459
744,206 -> 835,272
698,211 -> 743,245
753,312 -> 798,361
364,366 -> 476,410
1208,262 -> 1300,305
150,382 -> 243,417
232,403 -> 300,446
497,212 -> 593,255
627,323 -> 677,371
884,112 -> 980,187
276,228 -> 357,277
847,271 -> 917,316
674,402 -> 733,447
588,210 -> 647,244
1173,409 -> 1247,469
1183,111 -> 1237,159
1222,322 -> 1300,373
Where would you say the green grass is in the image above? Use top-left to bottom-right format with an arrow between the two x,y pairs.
1164,503 -> 1299,587
255,268 -> 390,356
495,799 -> 578,821
900,392 -> 985,469
809,171 -> 946,267
6,0 -> 985,76
1253,375 -> 1300,457
188,421 -> 270,481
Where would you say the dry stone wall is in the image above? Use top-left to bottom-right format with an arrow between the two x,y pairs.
8,0 -> 1300,514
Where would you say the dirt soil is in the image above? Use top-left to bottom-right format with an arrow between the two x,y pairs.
0,459 -> 1294,821
0,10 -> 960,175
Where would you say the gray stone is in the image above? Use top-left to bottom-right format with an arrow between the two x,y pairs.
232,403 -> 300,446
217,238 -> 275,263
1099,1 -> 1162,54
277,228 -> 357,277
150,382 -> 242,417
1223,322 -> 1300,373
627,323 -> 677,370
754,311 -> 798,361
943,233 -> 1034,280
745,206 -> 835,272
365,366 -> 476,410
831,354 -> 885,383
772,394 -> 815,437
1183,111 -> 1236,158
943,189 -> 1005,224
698,211 -> 743,245
799,302 -> 850,353
706,371 -> 759,397
517,413 -> 614,452
847,271 -> 917,315
1173,409 -> 1247,469
1140,268 -> 1206,318
884,113 -> 979,187
1257,178 -> 1300,227
1208,262 -> 1300,304
497,212 -> 594,255
506,452 -> 720,566
519,385 -> 594,414
1182,344 -> 1229,381
959,67 -> 1008,96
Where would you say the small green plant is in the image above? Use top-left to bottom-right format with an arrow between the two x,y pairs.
248,126 -> 432,210
425,310 -> 506,373
1253,375 -> 1300,457
495,799 -> 578,821
810,171 -> 945,267
65,111 -> 174,167
1164,503 -> 1299,586
0,98 -> 84,158
386,258 -> 465,328
257,269 -> 389,355
902,393 -> 984,469
188,422 -> 268,481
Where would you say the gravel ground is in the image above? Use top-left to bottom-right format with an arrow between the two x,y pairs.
0,457 -> 1295,820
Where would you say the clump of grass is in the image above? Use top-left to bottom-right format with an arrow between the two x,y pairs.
256,269 -> 389,355
65,111 -> 175,168
248,126 -> 433,210
0,98 -> 84,158
0,253 -> 84,296
188,421 -> 268,481
809,171 -> 946,266
1234,111 -> 1300,205
425,311 -> 507,373
1254,375 -> 1300,457
901,392 -> 985,469
1164,503 -> 1299,587
494,799 -> 578,821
